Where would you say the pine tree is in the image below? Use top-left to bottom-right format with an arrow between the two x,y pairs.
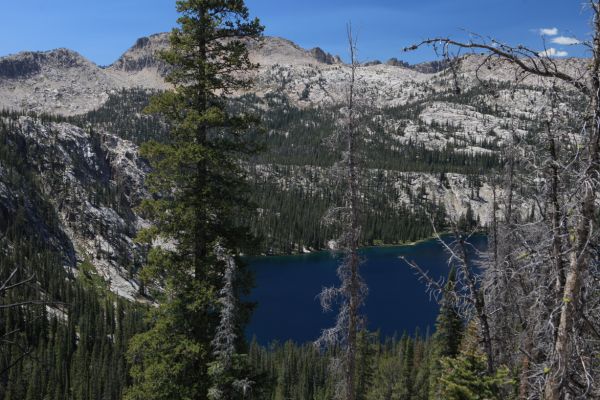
355,331 -> 377,400
125,2 -> 263,399
435,322 -> 514,400
434,267 -> 463,358
397,334 -> 414,400
429,267 -> 464,399
438,352 -> 512,400
412,334 -> 432,400
366,352 -> 402,400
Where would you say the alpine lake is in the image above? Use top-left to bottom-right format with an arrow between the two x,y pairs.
245,235 -> 487,344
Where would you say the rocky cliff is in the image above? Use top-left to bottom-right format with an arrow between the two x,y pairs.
0,115 -> 148,299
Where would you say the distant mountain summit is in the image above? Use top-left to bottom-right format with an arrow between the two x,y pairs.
0,32 -> 588,116
0,34 -> 347,115
109,33 -> 170,74
0,39 -> 168,115
0,48 -> 95,80
243,36 -> 343,66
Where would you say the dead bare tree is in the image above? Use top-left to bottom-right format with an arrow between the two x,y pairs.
316,24 -> 367,400
208,243 -> 253,400
403,220 -> 496,374
405,2 -> 600,398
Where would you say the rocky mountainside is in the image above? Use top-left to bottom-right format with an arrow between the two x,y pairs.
0,35 -> 170,116
0,115 -> 148,299
0,34 -> 344,116
109,34 -> 170,73
0,32 -> 584,114
0,33 -> 577,297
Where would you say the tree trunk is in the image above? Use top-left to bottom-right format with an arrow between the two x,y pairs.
346,25 -> 359,400
544,6 -> 600,397
519,333 -> 533,399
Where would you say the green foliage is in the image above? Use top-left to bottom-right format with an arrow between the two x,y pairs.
1,24 -> 559,400
368,352 -> 403,400
434,268 -> 464,359
125,2 -> 263,399
250,339 -> 331,400
428,267 -> 464,399
355,331 -> 378,400
207,353 -> 255,400
397,333 -> 416,400
126,301 -> 208,400
438,352 -> 513,400
70,88 -> 169,144
246,172 -> 448,254
77,258 -> 109,292
0,216 -> 144,400
60,86 -> 503,253
457,204 -> 478,232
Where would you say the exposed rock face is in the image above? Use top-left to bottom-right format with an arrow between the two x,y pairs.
0,116 -> 148,300
0,159 -> 77,268
0,49 -> 110,115
109,33 -> 170,74
412,59 -> 449,74
243,36 -> 342,66
0,54 -> 42,79
0,48 -> 93,79
396,172 -> 495,225
0,33 -> 586,115
383,57 -> 448,73
0,41 -> 169,116
250,164 -> 497,226
0,35 -> 350,116
309,47 -> 341,65
386,57 -> 409,68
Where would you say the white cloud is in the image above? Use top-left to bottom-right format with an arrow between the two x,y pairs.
538,48 -> 569,57
539,27 -> 559,36
551,36 -> 580,45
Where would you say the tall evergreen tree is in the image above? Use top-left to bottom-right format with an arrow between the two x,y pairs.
125,2 -> 263,399
438,352 -> 511,400
434,267 -> 463,359
428,267 -> 464,399
397,334 -> 415,400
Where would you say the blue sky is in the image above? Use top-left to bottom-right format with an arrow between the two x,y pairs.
0,0 -> 592,65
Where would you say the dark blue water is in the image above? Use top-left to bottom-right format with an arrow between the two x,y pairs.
246,236 -> 487,344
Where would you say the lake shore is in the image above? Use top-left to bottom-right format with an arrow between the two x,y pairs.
254,230 -> 487,258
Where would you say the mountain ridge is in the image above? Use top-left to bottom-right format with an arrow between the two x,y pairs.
0,32 -> 588,117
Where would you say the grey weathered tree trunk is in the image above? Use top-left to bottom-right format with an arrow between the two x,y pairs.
209,245 -> 253,400
544,6 -> 600,398
317,24 -> 366,400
